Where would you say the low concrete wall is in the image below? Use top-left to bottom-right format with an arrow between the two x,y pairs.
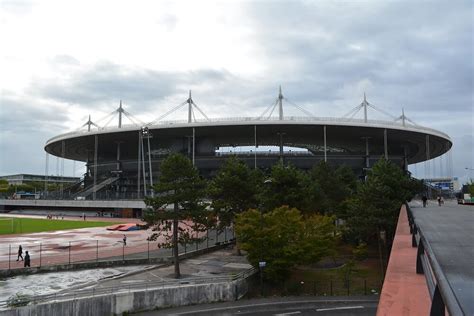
0,279 -> 249,316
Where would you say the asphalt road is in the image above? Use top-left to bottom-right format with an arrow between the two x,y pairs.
135,297 -> 378,316
410,200 -> 474,315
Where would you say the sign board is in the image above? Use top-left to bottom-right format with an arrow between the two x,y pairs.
259,261 -> 266,268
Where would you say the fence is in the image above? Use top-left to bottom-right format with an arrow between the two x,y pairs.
249,276 -> 382,298
406,203 -> 463,316
0,227 -> 234,272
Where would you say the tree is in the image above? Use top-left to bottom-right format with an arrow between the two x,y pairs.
341,159 -> 416,244
208,156 -> 259,238
261,163 -> 310,212
235,206 -> 336,281
144,153 -> 209,278
308,162 -> 357,216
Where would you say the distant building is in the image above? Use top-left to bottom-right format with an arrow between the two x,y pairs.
0,174 -> 80,186
425,177 -> 461,192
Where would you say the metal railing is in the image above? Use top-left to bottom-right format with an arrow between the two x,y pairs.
0,227 -> 234,271
406,203 -> 464,316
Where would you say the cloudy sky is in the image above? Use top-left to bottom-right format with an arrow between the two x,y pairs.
0,0 -> 472,183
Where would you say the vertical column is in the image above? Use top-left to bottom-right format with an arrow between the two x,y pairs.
137,132 -> 141,199
116,142 -> 121,170
93,135 -> 98,200
61,141 -> 65,198
254,125 -> 257,169
362,137 -> 370,169
323,125 -> 327,162
141,132 -> 147,196
147,134 -> 154,197
44,153 -> 49,197
425,135 -> 430,179
192,127 -> 196,166
403,146 -> 409,171
278,86 -> 283,121
278,132 -> 284,163
384,129 -> 388,159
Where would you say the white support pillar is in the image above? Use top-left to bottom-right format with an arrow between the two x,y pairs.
141,132 -> 147,196
147,135 -> 154,197
384,129 -> 388,159
93,135 -> 98,200
44,152 -> 49,197
425,135 -> 430,179
61,141 -> 65,198
362,137 -> 370,169
254,125 -> 257,169
323,125 -> 327,162
137,132 -> 141,199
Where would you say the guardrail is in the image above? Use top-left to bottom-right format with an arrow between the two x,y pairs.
0,267 -> 257,309
405,203 -> 464,316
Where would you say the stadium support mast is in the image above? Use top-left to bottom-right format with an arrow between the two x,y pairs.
363,92 -> 368,123
278,86 -> 284,120
188,90 -> 192,123
118,100 -> 123,128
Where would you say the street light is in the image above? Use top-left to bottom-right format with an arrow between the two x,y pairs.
465,167 -> 474,171
259,178 -> 272,297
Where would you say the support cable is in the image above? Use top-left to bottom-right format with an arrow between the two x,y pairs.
191,101 -> 210,121
284,97 -> 316,118
258,99 -> 278,120
147,101 -> 188,125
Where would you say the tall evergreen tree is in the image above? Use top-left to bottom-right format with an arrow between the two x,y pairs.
144,153 -> 209,278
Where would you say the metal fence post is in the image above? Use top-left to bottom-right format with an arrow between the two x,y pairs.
184,242 -> 187,254
39,243 -> 42,268
347,279 -> 350,296
68,241 -> 71,265
122,243 -> 125,261
96,240 -> 98,262
147,240 -> 150,261
416,241 -> 425,274
330,279 -> 333,296
430,285 -> 445,316
224,227 -> 227,242
364,279 -> 367,295
206,230 -> 209,248
8,244 -> 11,270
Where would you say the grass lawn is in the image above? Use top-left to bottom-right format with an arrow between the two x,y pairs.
0,217 -> 116,235
247,243 -> 385,298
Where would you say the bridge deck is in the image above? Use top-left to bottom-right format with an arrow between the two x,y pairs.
411,201 -> 474,315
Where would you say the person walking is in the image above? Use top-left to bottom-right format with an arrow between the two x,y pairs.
123,235 -> 127,246
437,195 -> 442,206
24,251 -> 30,268
16,245 -> 23,261
422,195 -> 428,207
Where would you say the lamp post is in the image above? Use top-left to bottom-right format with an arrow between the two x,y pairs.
259,178 -> 272,297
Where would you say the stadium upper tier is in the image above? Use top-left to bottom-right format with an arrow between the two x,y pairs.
45,116 -> 451,165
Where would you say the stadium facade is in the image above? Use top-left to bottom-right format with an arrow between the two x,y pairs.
44,91 -> 452,200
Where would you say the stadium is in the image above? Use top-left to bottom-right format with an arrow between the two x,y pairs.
44,90 -> 452,200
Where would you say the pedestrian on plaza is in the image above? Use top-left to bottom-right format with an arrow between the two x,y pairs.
422,195 -> 428,207
437,195 -> 442,206
123,235 -> 127,246
16,245 -> 23,261
24,251 -> 30,268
